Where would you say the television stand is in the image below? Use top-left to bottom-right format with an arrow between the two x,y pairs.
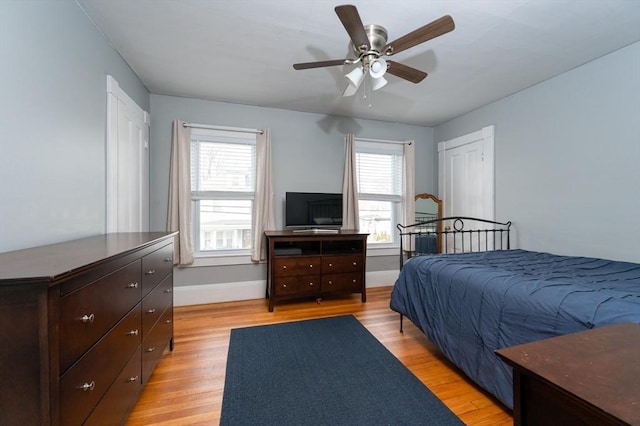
264,230 -> 369,311
292,228 -> 339,233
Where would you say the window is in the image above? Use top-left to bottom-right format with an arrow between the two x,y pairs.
191,128 -> 256,254
355,140 -> 404,246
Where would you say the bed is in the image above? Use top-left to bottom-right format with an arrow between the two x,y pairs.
390,216 -> 640,409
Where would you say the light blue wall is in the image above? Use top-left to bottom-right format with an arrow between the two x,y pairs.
0,0 -> 150,252
435,42 -> 640,262
149,95 -> 435,285
149,95 -> 435,232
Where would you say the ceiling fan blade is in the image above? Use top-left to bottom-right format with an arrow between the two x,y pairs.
293,59 -> 347,70
386,61 -> 428,83
335,5 -> 370,51
384,15 -> 455,56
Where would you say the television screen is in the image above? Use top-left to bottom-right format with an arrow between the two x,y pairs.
285,192 -> 343,229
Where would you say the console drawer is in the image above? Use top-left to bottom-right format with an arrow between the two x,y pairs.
142,274 -> 173,335
142,307 -> 173,383
273,256 -> 321,277
59,260 -> 142,373
141,243 -> 173,296
274,275 -> 320,296
322,273 -> 363,292
322,255 -> 363,274
59,305 -> 141,426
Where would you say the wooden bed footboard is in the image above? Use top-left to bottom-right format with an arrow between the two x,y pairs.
397,216 -> 512,270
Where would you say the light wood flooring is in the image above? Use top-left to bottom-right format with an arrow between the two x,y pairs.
126,286 -> 512,425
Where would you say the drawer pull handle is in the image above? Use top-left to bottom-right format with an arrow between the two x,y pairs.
309,264 -> 313,268
146,308 -> 156,314
128,376 -> 139,383
309,282 -> 314,286
353,262 -> 357,266
164,257 -> 173,263
282,265 -> 287,269
79,381 -> 96,392
328,263 -> 333,267
145,269 -> 156,275
146,346 -> 156,353
352,279 -> 357,283
328,280 -> 333,285
127,282 -> 139,289
126,329 -> 139,336
164,288 -> 173,294
80,314 -> 95,323
282,284 -> 287,288
165,319 -> 172,324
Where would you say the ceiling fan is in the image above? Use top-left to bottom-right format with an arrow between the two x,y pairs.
293,4 -> 455,96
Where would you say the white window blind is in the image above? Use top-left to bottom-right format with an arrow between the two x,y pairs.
191,132 -> 256,195
356,141 -> 403,199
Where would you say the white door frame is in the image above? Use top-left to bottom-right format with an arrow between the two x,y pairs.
106,75 -> 150,233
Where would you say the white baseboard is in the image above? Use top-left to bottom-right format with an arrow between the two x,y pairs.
174,270 -> 399,307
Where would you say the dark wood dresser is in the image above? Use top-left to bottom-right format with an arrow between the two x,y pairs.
265,230 -> 368,312
496,322 -> 640,426
0,232 -> 176,425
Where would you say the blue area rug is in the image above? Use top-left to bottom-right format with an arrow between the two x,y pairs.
220,315 -> 463,425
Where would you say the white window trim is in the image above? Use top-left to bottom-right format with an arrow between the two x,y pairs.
355,138 -> 406,248
190,128 -> 257,257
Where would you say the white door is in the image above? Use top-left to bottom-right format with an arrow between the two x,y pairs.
106,75 -> 150,233
438,125 -> 495,251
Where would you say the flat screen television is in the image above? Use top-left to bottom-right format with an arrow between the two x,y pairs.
285,192 -> 343,229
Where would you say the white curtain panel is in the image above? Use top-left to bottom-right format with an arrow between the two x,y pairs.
403,141 -> 416,248
342,133 -> 360,230
167,120 -> 195,266
251,128 -> 275,262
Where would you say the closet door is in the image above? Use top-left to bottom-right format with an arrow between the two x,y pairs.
438,125 -> 495,251
106,75 -> 150,232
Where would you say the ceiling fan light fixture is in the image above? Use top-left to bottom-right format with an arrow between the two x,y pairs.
369,57 -> 387,79
371,75 -> 388,91
343,67 -> 365,97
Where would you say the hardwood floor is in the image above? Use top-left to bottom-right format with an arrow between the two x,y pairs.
126,286 -> 512,425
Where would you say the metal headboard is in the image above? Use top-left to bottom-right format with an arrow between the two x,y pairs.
397,216 -> 512,269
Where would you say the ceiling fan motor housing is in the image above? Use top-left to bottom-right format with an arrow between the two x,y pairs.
351,24 -> 388,57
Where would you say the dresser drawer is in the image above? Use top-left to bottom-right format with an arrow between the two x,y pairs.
322,255 -> 364,274
322,272 -> 363,292
142,274 -> 173,336
59,305 -> 141,426
84,347 -> 142,426
142,307 -> 173,383
273,256 -> 321,277
59,260 -> 142,373
274,275 -> 320,296
141,243 -> 173,296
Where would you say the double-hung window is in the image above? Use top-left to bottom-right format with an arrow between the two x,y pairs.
355,140 -> 404,246
190,128 -> 256,255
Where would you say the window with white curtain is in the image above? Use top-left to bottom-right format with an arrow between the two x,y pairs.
190,128 -> 256,254
355,140 -> 404,246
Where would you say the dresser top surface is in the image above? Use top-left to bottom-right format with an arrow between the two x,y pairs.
265,230 -> 368,238
496,322 -> 640,425
0,232 -> 176,284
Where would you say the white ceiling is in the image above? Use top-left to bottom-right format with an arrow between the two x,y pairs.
76,0 -> 640,127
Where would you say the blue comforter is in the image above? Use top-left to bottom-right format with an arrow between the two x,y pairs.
390,249 -> 640,409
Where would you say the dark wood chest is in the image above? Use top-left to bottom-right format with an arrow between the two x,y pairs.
0,232 -> 176,425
